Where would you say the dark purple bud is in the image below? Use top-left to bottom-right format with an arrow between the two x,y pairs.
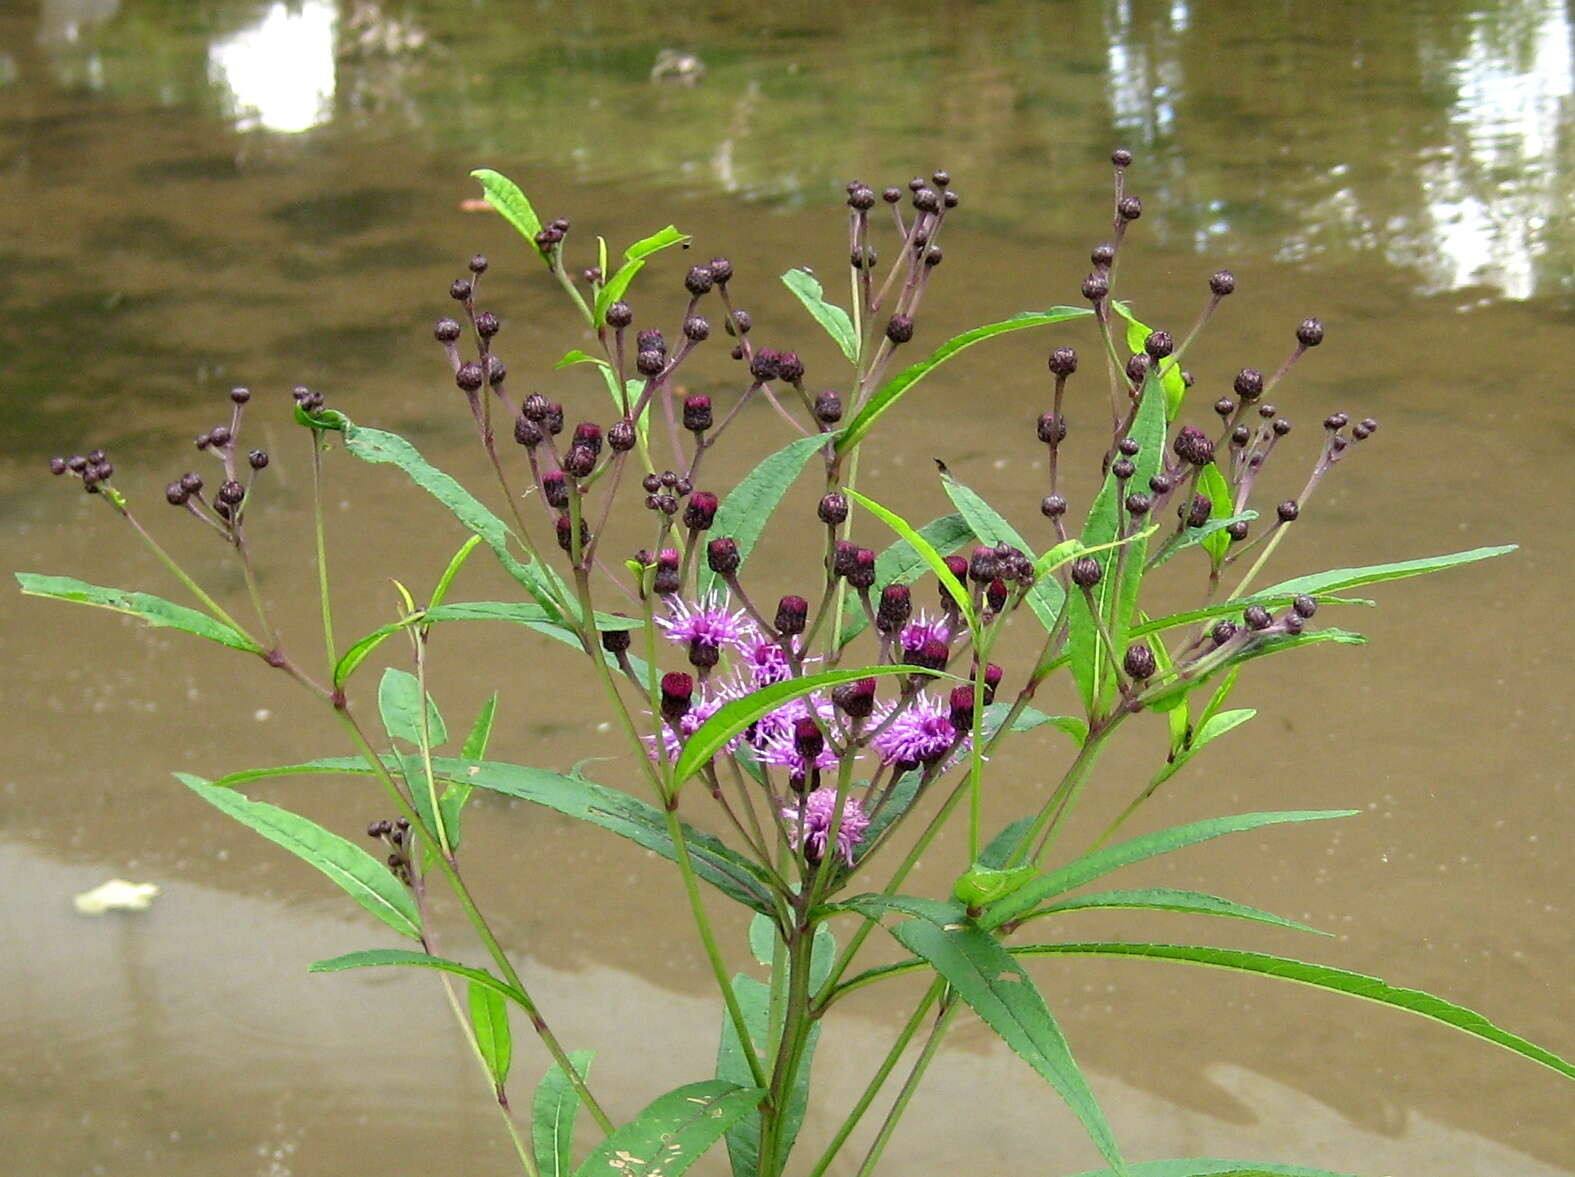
912,187 -> 941,213
1352,418 -> 1376,440
661,672 -> 694,721
885,315 -> 914,344
1122,644 -> 1157,681
882,186 -> 902,203
1041,494 -> 1068,518
486,356 -> 507,386
1048,346 -> 1078,376
683,395 -> 713,432
456,362 -> 485,393
724,309 -> 751,336
1226,520 -> 1250,541
1112,457 -> 1135,482
543,404 -> 564,435
1091,242 -> 1116,267
708,256 -> 733,285
605,300 -> 634,329
48,457 -> 67,475
1214,397 -> 1236,418
684,491 -> 719,530
208,426 -> 232,448
601,622 -> 632,655
542,470 -> 569,509
848,547 -> 877,591
248,449 -> 269,470
1144,330 -> 1174,359
1124,492 -> 1151,516
775,595 -> 809,636
688,635 -> 720,669
1149,473 -> 1173,495
683,315 -> 710,342
636,349 -> 665,377
1118,437 -> 1141,456
1070,557 -> 1102,588
1296,318 -> 1325,347
833,677 -> 878,720
1294,594 -> 1318,619
564,445 -> 597,478
217,479 -> 245,505
653,549 -> 681,595
983,662 -> 1003,704
948,685 -> 976,731
468,254 -> 488,274
910,638 -> 949,672
1234,369 -> 1264,400
986,579 -> 1008,612
749,348 -> 782,381
1117,195 -> 1143,221
474,310 -> 500,338
1276,500 -> 1300,523
1283,613 -> 1305,636
449,278 -> 472,301
833,539 -> 859,578
1081,273 -> 1109,301
848,185 -> 877,211
1172,425 -> 1215,466
707,537 -> 740,575
1231,425 -> 1251,446
229,386 -> 251,405
1111,147 -> 1133,167
1243,605 -> 1273,630
573,422 -> 603,456
1272,417 -> 1292,437
555,513 -> 590,554
814,390 -> 843,423
1209,270 -> 1236,296
608,418 -> 636,452
684,265 -> 714,296
1324,412 -> 1349,431
514,416 -> 543,448
164,482 -> 187,505
179,472 -> 203,493
1211,619 -> 1238,645
1186,494 -> 1212,529
1126,353 -> 1151,384
877,584 -> 912,634
793,717 -> 825,761
776,352 -> 805,384
818,493 -> 849,526
1038,413 -> 1067,444
968,546 -> 999,584
943,555 -> 968,589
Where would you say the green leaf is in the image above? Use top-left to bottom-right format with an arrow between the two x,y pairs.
1111,300 -> 1187,418
747,911 -> 778,968
574,1080 -> 764,1177
938,468 -> 1066,632
378,667 -> 449,748
463,694 -> 499,759
982,810 -> 1357,930
16,572 -> 261,653
983,703 -> 1087,745
838,513 -> 974,646
1193,462 -> 1235,562
844,490 -> 975,626
1192,707 -> 1254,749
425,601 -> 641,631
1127,597 -> 1373,641
781,268 -> 858,363
718,974 -> 820,1177
1146,511 -> 1258,572
180,776 -> 421,940
698,432 -> 834,597
470,168 -> 543,248
1067,366 -> 1168,712
535,1051 -> 595,1177
556,349 -> 611,370
333,616 -> 414,687
469,979 -> 513,1089
332,419 -> 575,623
675,666 -> 944,787
1252,544 -> 1517,599
308,947 -> 523,1002
594,226 -> 691,321
890,919 -> 1127,1175
1068,1160 -> 1378,1177
841,893 -> 968,926
837,308 -> 1093,453
1029,888 -> 1326,935
954,863 -> 1039,907
1012,942 -> 1575,1083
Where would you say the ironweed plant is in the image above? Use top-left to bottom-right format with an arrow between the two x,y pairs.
21,152 -> 1571,1177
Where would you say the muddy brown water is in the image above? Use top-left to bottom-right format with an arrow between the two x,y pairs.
1,1 -> 1571,1174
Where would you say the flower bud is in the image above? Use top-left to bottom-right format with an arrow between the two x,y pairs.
608,418 -> 636,451
818,493 -> 849,526
1225,520 -> 1250,542
707,537 -> 740,575
636,349 -> 665,377
1293,594 -> 1318,619
689,635 -> 721,669
877,584 -> 912,634
1296,318 -> 1325,347
555,513 -> 590,554
793,717 -> 825,761
1112,457 -> 1135,482
165,481 -> 188,505
1111,147 -> 1133,167
833,539 -> 859,578
1082,273 -> 1109,301
948,685 -> 976,731
573,423 -> 603,456
248,449 -> 269,470
1124,491 -> 1151,516
968,546 -> 999,584
1272,417 -> 1292,437
943,555 -> 968,591
449,278 -> 472,301
724,308 -> 751,335
1211,619 -> 1237,645
775,595 -> 809,636
474,310 -> 500,338
708,256 -> 733,284
542,470 -> 569,509
1037,413 -> 1067,444
684,491 -> 719,530
1172,425 -> 1215,466
1234,368 -> 1264,400
749,349 -> 782,381
1122,644 -> 1156,681
514,415 -> 543,448
1070,557 -> 1102,588
982,662 -> 1003,704
468,254 -> 488,274
544,403 -> 565,435
848,185 -> 876,210
1041,494 -> 1068,518
1186,494 -> 1212,529
1243,605 -> 1273,630
848,547 -> 877,590
1276,500 -> 1300,523
1144,330 -> 1173,359
605,300 -> 634,328
564,445 -> 597,478
885,315 -> 914,344
1126,353 -> 1151,384
601,624 -> 631,655
1209,270 -> 1236,296
683,394 -> 713,432
684,265 -> 714,295
1091,242 -> 1116,267
909,638 -> 949,672
777,352 -> 805,384
683,315 -> 710,341
1048,346 -> 1078,376
1117,195 -> 1143,220
180,471 -> 204,494
660,672 -> 694,721
456,362 -> 485,392
986,579 -> 1008,612
653,549 -> 681,595
814,390 -> 843,424
833,677 -> 878,719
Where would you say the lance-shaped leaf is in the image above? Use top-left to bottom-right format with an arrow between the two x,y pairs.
1252,544 -> 1517,599
378,667 -> 449,748
1111,300 -> 1187,418
309,948 -> 523,1002
838,307 -> 1093,453
938,467 -> 1067,631
845,490 -> 975,625
1013,942 -> 1575,1083
1025,888 -> 1326,935
698,432 -> 835,597
982,810 -> 1357,930
574,1080 -> 764,1177
782,268 -> 858,363
469,980 -> 513,1089
16,572 -> 261,653
890,918 -> 1128,1175
471,168 -> 543,247
534,1051 -> 595,1177
674,665 -> 945,787
594,226 -> 691,321
180,776 -> 421,940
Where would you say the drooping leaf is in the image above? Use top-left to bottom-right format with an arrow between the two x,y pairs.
890,919 -> 1127,1175
1252,544 -> 1517,599
308,948 -> 522,1002
938,468 -> 1066,632
1067,365 -> 1168,713
573,1080 -> 764,1177
180,776 -> 421,940
1013,942 -> 1575,1082
782,268 -> 859,364
982,810 -> 1357,930
838,308 -> 1094,453
838,513 -> 975,646
674,666 -> 944,787
1027,888 -> 1326,935
16,572 -> 261,653
211,756 -> 776,913
534,1050 -> 595,1177
556,349 -> 612,371
378,667 -> 449,748
470,168 -> 543,247
469,979 -> 513,1088
698,432 -> 834,597
844,490 -> 975,625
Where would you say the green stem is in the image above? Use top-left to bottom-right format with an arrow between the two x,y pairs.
759,917 -> 815,1177
854,995 -> 959,1177
310,434 -> 336,671
119,510 -> 258,647
435,971 -> 539,1177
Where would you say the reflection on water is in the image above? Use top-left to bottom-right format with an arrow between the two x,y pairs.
207,1 -> 337,134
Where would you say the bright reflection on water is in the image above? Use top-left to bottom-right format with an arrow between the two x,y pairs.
207,1 -> 337,134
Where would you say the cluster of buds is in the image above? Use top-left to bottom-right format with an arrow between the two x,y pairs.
366,817 -> 413,886
48,448 -> 115,494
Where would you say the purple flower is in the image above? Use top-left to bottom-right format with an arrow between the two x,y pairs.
782,786 -> 871,866
757,703 -> 842,779
898,610 -> 951,656
736,625 -> 792,685
872,692 -> 962,767
645,682 -> 736,762
656,592 -> 750,656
